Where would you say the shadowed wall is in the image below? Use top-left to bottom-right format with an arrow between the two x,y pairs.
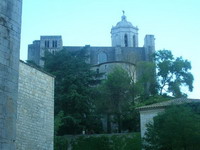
0,0 -> 22,149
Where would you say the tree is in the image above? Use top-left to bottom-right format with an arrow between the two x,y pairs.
155,50 -> 194,97
96,67 -> 133,133
143,105 -> 200,150
134,61 -> 157,100
44,49 -> 102,135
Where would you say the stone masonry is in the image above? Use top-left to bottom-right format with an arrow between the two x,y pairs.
16,61 -> 54,150
0,0 -> 22,149
28,14 -> 155,81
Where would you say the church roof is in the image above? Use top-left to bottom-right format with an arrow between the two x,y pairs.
116,15 -> 133,28
112,12 -> 137,29
138,98 -> 200,111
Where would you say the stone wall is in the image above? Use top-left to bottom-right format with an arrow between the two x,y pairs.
16,61 -> 54,150
0,0 -> 22,149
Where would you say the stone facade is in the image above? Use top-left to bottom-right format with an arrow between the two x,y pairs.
27,14 -> 155,81
16,61 -> 54,150
0,0 -> 22,149
28,36 -> 63,66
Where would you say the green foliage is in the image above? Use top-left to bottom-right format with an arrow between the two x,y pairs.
154,50 -> 194,97
71,133 -> 141,150
44,49 -> 102,135
144,105 -> 200,150
121,108 -> 140,132
134,61 -> 157,101
72,136 -> 111,150
135,95 -> 171,108
54,111 -> 64,135
110,134 -> 141,150
96,67 -> 133,133
54,136 -> 68,150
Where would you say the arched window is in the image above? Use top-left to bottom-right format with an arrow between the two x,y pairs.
98,52 -> 107,64
133,35 -> 135,47
124,34 -> 128,47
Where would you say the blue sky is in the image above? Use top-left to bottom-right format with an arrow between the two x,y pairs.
20,0 -> 200,98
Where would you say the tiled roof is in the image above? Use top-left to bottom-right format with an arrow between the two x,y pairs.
138,98 -> 200,111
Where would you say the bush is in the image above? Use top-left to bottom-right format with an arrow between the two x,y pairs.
71,133 -> 141,150
72,136 -> 111,150
54,136 -> 68,150
143,105 -> 200,150
110,134 -> 141,150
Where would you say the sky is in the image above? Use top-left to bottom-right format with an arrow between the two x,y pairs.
20,0 -> 200,98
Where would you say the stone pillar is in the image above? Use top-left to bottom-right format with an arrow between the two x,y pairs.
0,0 -> 22,149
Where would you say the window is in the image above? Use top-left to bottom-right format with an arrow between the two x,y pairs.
133,35 -> 135,47
124,34 -> 128,47
52,40 -> 58,48
96,68 -> 99,74
98,52 -> 107,64
45,40 -> 49,48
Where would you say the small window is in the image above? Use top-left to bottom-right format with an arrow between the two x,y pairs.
52,40 -> 58,48
124,34 -> 128,47
96,68 -> 99,74
45,40 -> 49,48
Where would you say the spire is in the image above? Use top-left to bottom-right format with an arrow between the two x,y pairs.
121,10 -> 127,21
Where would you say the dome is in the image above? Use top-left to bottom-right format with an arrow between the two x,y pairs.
114,15 -> 134,28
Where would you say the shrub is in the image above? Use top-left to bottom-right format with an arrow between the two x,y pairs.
54,136 -> 68,150
72,136 -> 111,150
143,105 -> 200,150
71,133 -> 141,150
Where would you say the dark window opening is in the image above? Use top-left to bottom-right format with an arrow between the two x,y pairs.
124,34 -> 128,47
96,68 -> 99,74
45,40 -> 49,48
52,40 -> 58,48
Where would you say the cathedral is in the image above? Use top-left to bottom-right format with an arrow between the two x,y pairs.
28,13 -> 155,80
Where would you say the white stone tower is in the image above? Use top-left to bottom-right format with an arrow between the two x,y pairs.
111,11 -> 139,47
0,0 -> 22,149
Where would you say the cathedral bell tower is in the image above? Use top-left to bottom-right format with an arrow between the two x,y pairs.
111,11 -> 139,47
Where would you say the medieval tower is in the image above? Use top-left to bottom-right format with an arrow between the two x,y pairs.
0,0 -> 22,149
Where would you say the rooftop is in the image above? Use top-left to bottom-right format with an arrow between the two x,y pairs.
138,98 -> 200,111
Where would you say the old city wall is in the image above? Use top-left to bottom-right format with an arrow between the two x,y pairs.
16,61 -> 54,150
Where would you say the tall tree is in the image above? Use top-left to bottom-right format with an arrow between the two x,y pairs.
96,67 -> 132,133
154,50 -> 194,97
44,49 -> 102,135
135,61 -> 157,100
